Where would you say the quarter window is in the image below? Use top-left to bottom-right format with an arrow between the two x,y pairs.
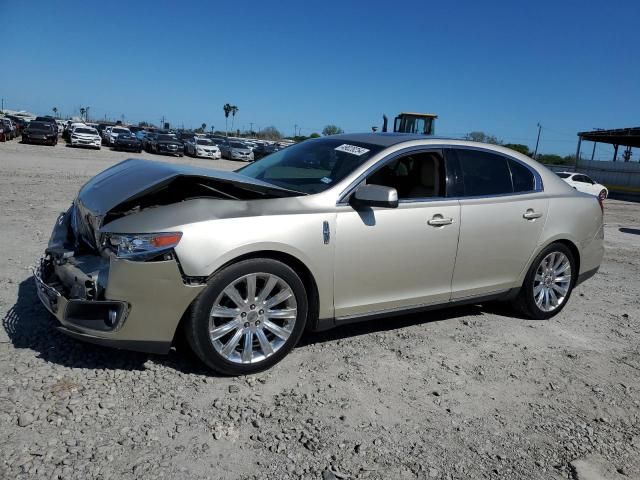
456,149 -> 512,196
508,159 -> 535,192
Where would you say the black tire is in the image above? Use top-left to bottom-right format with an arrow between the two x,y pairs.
512,242 -> 577,320
185,258 -> 308,375
599,189 -> 607,200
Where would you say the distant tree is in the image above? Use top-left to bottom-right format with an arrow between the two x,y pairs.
464,131 -> 501,144
230,106 -> 239,131
223,103 -> 232,135
537,154 -> 569,165
503,143 -> 530,156
52,107 -> 58,118
138,121 -> 150,127
79,107 -> 86,121
201,123 -> 207,132
259,126 -> 282,140
322,125 -> 344,136
309,132 -> 321,138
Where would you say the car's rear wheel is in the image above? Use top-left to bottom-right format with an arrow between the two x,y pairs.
185,259 -> 308,375
512,243 -> 576,320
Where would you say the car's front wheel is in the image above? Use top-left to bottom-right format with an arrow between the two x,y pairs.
599,189 -> 607,200
512,243 -> 576,320
185,259 -> 308,375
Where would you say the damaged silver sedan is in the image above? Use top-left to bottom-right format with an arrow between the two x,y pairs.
35,134 -> 604,375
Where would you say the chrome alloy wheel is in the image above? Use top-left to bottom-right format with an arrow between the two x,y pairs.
209,273 -> 297,364
533,252 -> 572,312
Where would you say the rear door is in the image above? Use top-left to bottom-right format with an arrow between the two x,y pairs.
448,148 -> 548,299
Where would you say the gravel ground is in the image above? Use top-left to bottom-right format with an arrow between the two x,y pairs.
1,140 -> 639,480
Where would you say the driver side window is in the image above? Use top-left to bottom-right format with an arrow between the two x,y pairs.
366,151 -> 445,199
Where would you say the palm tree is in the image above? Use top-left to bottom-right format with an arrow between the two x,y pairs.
52,107 -> 58,118
79,107 -> 86,121
230,105 -> 239,133
201,123 -> 206,132
223,103 -> 232,136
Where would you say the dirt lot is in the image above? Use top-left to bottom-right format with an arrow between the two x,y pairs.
1,140 -> 639,480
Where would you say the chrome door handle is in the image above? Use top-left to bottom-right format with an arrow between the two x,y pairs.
523,209 -> 542,220
428,215 -> 453,227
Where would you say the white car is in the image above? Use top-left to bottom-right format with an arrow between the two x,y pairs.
108,127 -> 132,146
56,121 -> 66,136
556,172 -> 608,200
185,137 -> 222,159
101,126 -> 113,144
70,126 -> 101,149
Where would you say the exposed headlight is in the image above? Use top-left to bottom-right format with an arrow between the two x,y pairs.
106,232 -> 182,259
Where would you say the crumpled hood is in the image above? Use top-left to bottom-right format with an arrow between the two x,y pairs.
76,158 -> 292,216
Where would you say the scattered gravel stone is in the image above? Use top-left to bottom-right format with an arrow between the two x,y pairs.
17,412 -> 34,427
0,147 -> 639,479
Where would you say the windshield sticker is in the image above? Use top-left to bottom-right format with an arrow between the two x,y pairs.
335,144 -> 370,156
320,177 -> 332,184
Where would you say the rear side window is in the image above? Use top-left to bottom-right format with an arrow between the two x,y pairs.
508,159 -> 535,192
456,149 -> 512,196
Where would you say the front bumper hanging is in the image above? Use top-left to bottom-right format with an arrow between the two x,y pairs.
34,253 -> 205,354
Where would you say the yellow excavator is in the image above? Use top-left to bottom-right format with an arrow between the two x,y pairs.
380,112 -> 437,135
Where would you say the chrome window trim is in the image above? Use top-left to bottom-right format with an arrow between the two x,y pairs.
336,144 -> 544,206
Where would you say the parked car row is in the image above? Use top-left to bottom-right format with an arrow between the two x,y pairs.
7,115 -> 293,161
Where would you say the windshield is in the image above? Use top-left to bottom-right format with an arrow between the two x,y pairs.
113,128 -> 129,134
238,138 -> 384,194
75,128 -> 96,134
556,172 -> 571,178
230,142 -> 247,148
118,134 -> 135,139
158,134 -> 177,141
29,122 -> 52,131
196,139 -> 212,145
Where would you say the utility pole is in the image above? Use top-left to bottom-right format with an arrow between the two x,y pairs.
533,123 -> 542,159
249,122 -> 254,134
85,107 -> 90,122
1,98 -> 4,112
294,124 -> 298,137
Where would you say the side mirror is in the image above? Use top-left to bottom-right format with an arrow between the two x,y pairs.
351,184 -> 398,208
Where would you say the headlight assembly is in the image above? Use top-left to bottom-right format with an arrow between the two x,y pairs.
106,232 -> 182,260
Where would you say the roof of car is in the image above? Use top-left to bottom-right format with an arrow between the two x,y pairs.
329,132 -> 450,147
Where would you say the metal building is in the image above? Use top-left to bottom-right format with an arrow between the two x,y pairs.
574,127 -> 640,197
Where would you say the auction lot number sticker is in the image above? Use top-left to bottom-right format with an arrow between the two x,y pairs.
335,144 -> 370,156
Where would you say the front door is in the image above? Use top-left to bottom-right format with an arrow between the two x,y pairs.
333,149 -> 461,319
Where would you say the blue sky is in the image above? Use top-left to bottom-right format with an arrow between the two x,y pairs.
2,0 -> 638,157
